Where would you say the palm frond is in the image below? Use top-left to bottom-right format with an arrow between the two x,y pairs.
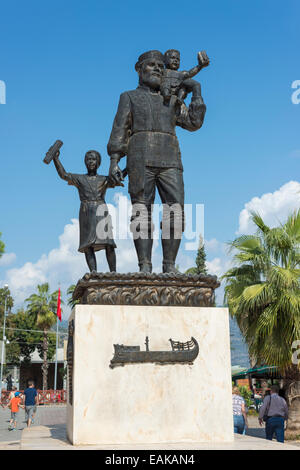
250,211 -> 271,235
223,210 -> 300,374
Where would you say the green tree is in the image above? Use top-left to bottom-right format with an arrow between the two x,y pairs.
0,286 -> 14,326
0,232 -> 4,260
6,309 -> 38,364
0,286 -> 14,374
25,283 -> 59,390
6,309 -> 56,365
185,237 -> 208,275
238,385 -> 253,409
222,210 -> 300,433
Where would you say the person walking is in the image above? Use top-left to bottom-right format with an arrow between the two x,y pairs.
6,374 -> 13,391
8,392 -> 24,431
258,384 -> 288,443
23,380 -> 38,428
0,389 -> 6,408
232,386 -> 248,434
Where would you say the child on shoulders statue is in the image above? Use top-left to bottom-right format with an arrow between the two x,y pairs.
161,49 -> 209,104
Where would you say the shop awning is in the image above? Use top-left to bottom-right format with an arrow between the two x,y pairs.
232,365 -> 279,380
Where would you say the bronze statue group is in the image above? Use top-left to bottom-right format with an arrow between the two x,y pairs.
49,49 -> 209,274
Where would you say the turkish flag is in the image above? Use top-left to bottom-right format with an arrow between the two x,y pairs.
56,288 -> 62,322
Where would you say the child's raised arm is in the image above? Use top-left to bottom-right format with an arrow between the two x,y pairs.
184,51 -> 210,79
53,151 -> 69,181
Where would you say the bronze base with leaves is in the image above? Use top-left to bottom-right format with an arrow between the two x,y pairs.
72,272 -> 219,307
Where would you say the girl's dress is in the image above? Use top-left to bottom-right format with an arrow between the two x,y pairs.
66,173 -> 116,253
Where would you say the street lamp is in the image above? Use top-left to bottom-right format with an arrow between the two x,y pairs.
0,284 -> 9,390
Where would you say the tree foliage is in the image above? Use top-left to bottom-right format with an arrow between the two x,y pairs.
67,284 -> 79,310
0,284 -> 58,389
222,210 -> 300,374
25,283 -> 59,331
185,237 -> 208,275
0,232 -> 4,259
5,309 -> 57,366
25,283 -> 59,389
238,385 -> 253,408
0,286 -> 14,327
6,309 -> 37,364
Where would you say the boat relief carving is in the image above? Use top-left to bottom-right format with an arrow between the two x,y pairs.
110,336 -> 199,368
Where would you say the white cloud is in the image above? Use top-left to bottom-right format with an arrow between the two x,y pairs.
206,181 -> 300,304
4,181 -> 298,315
3,219 -> 146,318
175,252 -> 196,273
204,238 -> 226,254
205,257 -> 233,306
3,219 -> 85,315
237,181 -> 300,235
204,238 -> 219,252
0,252 -> 16,267
206,258 -> 224,277
206,256 -> 232,281
0,194 -> 161,317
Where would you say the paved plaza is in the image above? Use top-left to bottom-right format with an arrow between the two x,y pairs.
0,405 -> 67,449
0,406 -> 299,450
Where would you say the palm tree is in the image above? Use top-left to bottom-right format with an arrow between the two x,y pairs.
25,283 -> 59,390
222,210 -> 300,433
67,284 -> 79,310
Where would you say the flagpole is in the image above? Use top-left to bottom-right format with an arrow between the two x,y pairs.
54,286 -> 61,392
54,315 -> 58,391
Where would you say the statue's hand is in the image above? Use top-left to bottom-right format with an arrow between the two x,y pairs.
197,51 -> 210,68
54,150 -> 60,161
109,159 -> 124,187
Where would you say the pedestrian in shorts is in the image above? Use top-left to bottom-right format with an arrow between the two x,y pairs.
8,392 -> 24,430
23,380 -> 38,428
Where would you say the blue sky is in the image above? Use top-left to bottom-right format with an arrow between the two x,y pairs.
0,0 -> 299,311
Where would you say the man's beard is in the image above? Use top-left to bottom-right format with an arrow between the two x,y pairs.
140,71 -> 161,90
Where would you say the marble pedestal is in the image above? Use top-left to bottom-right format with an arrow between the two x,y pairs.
67,305 -> 233,446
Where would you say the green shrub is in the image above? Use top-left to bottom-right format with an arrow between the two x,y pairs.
238,385 -> 253,408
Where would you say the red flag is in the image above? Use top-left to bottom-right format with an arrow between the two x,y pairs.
56,288 -> 62,322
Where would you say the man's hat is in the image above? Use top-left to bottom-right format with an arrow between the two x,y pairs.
135,50 -> 164,71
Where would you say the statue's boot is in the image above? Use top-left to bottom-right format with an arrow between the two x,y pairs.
162,237 -> 181,273
134,238 -> 153,273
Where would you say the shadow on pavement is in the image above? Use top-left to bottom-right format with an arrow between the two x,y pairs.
246,427 -> 266,439
45,423 -> 68,443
